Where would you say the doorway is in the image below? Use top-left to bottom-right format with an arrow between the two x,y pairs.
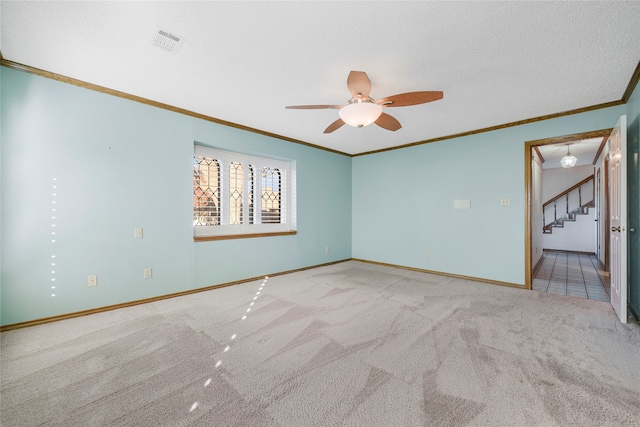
524,128 -> 613,290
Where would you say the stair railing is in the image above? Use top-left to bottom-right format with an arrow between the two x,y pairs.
542,174 -> 594,233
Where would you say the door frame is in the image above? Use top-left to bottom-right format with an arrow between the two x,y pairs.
596,167 -> 601,262
603,157 -> 611,271
595,165 -> 611,271
524,128 -> 613,290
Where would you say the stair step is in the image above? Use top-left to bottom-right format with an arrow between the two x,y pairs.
542,176 -> 595,235
544,205 -> 591,234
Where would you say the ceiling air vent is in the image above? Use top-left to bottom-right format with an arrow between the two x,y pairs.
152,28 -> 185,54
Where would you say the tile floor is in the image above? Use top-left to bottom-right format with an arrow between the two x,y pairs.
533,250 -> 610,301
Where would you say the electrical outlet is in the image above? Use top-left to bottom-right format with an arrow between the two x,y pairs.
144,268 -> 152,279
325,246 -> 330,253
425,250 -> 431,258
135,227 -> 143,238
88,275 -> 97,287
500,198 -> 511,206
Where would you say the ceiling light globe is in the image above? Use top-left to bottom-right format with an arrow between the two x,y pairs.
561,154 -> 577,168
339,101 -> 383,128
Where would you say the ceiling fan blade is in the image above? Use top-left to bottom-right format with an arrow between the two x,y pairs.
324,118 -> 345,134
377,91 -> 443,107
375,112 -> 402,131
285,104 -> 342,109
347,71 -> 371,99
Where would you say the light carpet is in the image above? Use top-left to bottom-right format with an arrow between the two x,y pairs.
2,261 -> 639,426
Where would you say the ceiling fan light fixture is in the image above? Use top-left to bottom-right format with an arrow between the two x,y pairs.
561,145 -> 577,168
285,70 -> 443,133
338,99 -> 382,128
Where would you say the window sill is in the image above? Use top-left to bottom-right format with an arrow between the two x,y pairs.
194,230 -> 297,242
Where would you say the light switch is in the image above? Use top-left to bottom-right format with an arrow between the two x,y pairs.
454,199 -> 471,209
135,228 -> 143,239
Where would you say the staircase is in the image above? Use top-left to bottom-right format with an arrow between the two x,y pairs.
543,174 -> 594,234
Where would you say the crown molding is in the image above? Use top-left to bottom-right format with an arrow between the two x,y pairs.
353,100 -> 624,157
622,60 -> 640,103
0,59 -> 352,158
2,58 -> 635,158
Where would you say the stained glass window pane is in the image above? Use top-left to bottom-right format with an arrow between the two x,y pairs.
229,162 -> 243,225
261,167 -> 281,224
193,156 -> 220,226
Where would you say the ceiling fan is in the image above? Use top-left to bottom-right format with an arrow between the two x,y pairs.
285,70 -> 443,134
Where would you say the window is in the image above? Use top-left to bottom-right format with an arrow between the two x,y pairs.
193,145 -> 296,240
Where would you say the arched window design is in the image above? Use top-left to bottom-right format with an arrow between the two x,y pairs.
193,145 -> 295,239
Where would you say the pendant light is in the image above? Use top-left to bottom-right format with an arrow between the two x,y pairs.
560,144 -> 577,168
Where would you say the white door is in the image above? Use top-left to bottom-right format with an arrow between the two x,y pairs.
609,115 -> 627,323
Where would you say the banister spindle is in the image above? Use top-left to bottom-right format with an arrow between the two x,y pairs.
579,185 -> 582,207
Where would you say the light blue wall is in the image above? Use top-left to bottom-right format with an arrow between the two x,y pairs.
1,63 -> 633,326
352,105 -> 626,285
0,67 -> 352,325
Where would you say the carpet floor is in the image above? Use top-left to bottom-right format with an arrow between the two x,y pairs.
2,260 -> 639,426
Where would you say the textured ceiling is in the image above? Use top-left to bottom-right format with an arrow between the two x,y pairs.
1,1 -> 639,155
